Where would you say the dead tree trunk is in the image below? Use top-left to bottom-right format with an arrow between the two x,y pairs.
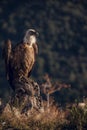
10,76 -> 44,114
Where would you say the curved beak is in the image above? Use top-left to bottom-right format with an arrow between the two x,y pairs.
36,32 -> 39,37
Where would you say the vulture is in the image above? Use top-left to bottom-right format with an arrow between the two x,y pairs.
3,29 -> 39,90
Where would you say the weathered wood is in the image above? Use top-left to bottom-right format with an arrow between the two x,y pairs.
9,76 -> 44,114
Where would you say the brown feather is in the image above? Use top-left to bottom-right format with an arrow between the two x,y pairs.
3,29 -> 39,91
10,42 -> 36,80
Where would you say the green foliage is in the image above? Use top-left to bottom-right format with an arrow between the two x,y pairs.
0,0 -> 87,103
67,105 -> 87,130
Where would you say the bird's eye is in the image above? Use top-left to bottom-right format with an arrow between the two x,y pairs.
29,31 -> 35,35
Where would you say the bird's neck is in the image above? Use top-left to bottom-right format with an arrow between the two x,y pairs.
23,33 -> 37,45
28,36 -> 36,47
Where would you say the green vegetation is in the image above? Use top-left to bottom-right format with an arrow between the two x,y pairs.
0,1 -> 87,129
0,0 -> 87,105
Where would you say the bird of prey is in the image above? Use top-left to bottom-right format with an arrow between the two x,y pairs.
3,29 -> 39,90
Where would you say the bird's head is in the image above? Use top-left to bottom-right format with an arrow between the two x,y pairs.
23,29 -> 39,46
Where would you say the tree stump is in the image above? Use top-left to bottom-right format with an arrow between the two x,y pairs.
9,76 -> 44,114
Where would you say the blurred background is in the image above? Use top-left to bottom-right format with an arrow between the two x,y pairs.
0,0 -> 87,104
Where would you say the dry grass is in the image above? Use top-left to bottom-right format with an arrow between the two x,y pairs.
0,103 -> 67,130
1,101 -> 87,130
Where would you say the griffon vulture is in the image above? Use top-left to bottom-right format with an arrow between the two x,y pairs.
3,29 -> 39,90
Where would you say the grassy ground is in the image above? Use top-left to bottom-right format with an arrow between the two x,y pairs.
0,101 -> 87,130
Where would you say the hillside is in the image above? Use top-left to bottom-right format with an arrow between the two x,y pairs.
0,0 -> 87,103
